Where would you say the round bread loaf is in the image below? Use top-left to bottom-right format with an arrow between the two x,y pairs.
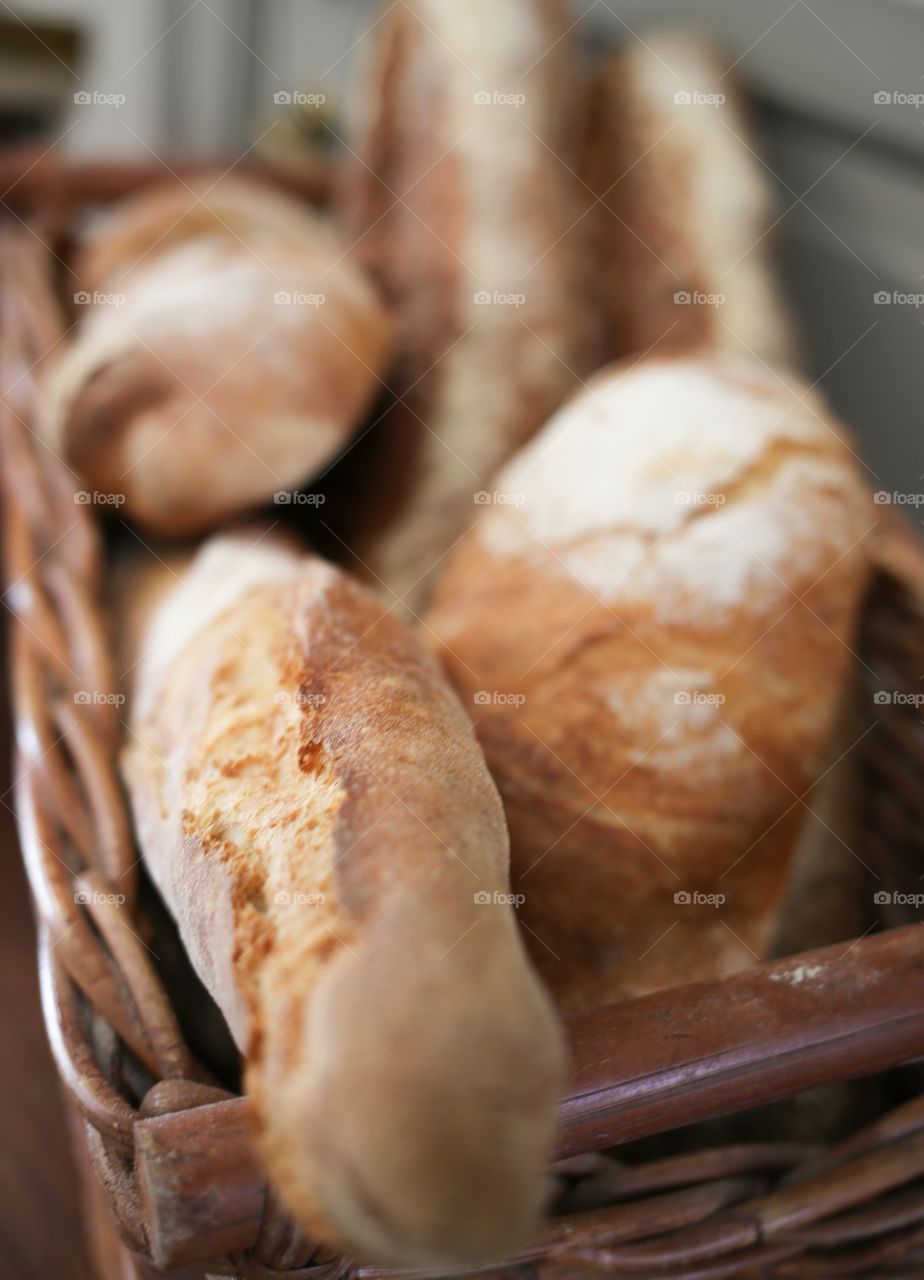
426,353 -> 873,1012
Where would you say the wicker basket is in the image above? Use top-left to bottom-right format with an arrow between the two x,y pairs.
3,154 -> 924,1280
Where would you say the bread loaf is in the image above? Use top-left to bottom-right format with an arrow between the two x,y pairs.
583,33 -> 797,368
40,190 -> 391,537
120,530 -> 565,1266
425,353 -> 872,1012
339,0 -> 592,611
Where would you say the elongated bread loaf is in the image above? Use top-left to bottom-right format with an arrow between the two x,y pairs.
121,530 -> 564,1266
583,33 -> 797,368
40,186 -> 391,537
340,0 -> 592,611
425,353 -> 872,1012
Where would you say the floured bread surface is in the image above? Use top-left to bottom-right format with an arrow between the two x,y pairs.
585,32 -> 797,367
122,531 -> 565,1267
41,224 -> 392,537
478,354 -> 866,623
123,536 -> 334,1042
426,353 -> 872,1011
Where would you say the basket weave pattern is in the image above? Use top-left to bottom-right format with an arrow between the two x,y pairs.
3,200 -> 924,1279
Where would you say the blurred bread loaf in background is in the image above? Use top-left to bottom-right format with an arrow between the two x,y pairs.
426,353 -> 872,1012
339,0 -> 594,612
75,174 -> 337,293
119,529 -> 565,1267
583,33 -> 798,368
39,178 -> 392,537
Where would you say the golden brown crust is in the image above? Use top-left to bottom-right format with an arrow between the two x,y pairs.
40,225 -> 392,537
425,352 -> 873,1012
583,33 -> 797,368
121,531 -> 564,1267
338,0 -> 594,612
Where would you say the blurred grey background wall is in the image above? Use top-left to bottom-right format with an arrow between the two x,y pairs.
2,0 -> 922,495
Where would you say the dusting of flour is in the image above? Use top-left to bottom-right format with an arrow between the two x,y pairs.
478,358 -> 860,623
603,667 -> 745,777
769,963 -> 825,986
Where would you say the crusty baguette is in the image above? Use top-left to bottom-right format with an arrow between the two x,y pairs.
339,0 -> 593,612
120,530 -> 565,1267
40,189 -> 392,538
425,353 -> 872,1013
583,33 -> 797,368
